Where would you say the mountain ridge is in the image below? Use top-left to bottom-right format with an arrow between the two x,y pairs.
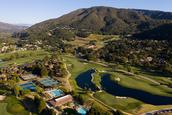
23,6 -> 172,40
0,21 -> 28,33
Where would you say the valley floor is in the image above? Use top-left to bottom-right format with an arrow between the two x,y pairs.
1,50 -> 172,114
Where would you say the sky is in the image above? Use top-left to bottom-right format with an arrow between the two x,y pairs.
0,0 -> 172,25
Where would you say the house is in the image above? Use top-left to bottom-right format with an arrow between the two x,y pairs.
49,95 -> 73,107
0,74 -> 7,81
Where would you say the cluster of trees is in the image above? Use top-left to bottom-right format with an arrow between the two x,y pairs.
34,96 -> 47,114
0,65 -> 23,82
75,39 -> 172,74
12,32 -> 29,38
132,23 -> 172,40
51,29 -> 75,40
99,40 -> 172,72
76,30 -> 91,38
24,53 -> 67,78
2,52 -> 36,61
99,39 -> 172,74
23,95 -> 55,115
75,47 -> 97,60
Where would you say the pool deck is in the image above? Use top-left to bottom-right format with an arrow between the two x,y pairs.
44,89 -> 64,99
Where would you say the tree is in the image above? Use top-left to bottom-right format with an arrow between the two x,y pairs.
43,55 -> 49,63
21,89 -> 31,96
41,108 -> 56,115
34,96 -> 46,114
12,74 -> 20,82
38,99 -> 46,114
14,85 -> 21,97
36,86 -> 43,94
41,67 -> 48,77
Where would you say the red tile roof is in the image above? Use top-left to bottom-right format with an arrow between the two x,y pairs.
49,95 -> 73,107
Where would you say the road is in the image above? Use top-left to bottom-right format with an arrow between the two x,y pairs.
142,108 -> 172,115
64,63 -> 72,92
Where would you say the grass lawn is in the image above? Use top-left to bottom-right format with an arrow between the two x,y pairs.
0,50 -> 50,67
60,55 -> 172,114
107,71 -> 172,97
94,91 -> 172,114
65,34 -> 120,50
92,71 -> 102,88
94,91 -> 143,112
61,55 -> 107,92
3,96 -> 29,115
0,103 -> 12,115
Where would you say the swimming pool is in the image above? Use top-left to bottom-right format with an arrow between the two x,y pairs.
77,107 -> 87,115
49,89 -> 64,98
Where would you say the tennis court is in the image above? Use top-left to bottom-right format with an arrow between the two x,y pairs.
20,82 -> 36,91
39,77 -> 59,87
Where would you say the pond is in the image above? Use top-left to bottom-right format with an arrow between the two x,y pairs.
101,73 -> 172,105
76,70 -> 172,105
75,69 -> 98,91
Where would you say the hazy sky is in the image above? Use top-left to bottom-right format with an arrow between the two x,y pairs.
0,0 -> 171,24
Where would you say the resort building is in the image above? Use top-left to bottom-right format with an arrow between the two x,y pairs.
20,74 -> 37,81
49,95 -> 73,107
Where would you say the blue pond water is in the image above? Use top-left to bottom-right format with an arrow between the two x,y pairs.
75,69 -> 172,105
101,73 -> 172,105
75,69 -> 97,91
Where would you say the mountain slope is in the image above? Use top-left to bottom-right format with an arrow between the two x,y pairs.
25,6 -> 172,40
0,22 -> 27,33
134,9 -> 172,20
132,23 -> 172,40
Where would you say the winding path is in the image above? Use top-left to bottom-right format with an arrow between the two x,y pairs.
64,63 -> 72,92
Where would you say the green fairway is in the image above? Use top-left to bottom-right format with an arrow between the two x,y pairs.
108,72 -> 172,97
94,91 -> 142,112
61,55 -> 172,114
92,71 -> 102,89
0,103 -> 12,115
4,96 -> 29,115
0,50 -> 49,67
61,55 -> 107,91
0,96 -> 29,115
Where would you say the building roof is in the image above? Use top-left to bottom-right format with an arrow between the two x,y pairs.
20,74 -> 37,81
49,95 -> 73,107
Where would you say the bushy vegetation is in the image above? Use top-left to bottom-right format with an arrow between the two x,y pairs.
4,96 -> 29,115
24,53 -> 67,78
133,23 -> 172,40
75,39 -> 172,75
99,39 -> 172,74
